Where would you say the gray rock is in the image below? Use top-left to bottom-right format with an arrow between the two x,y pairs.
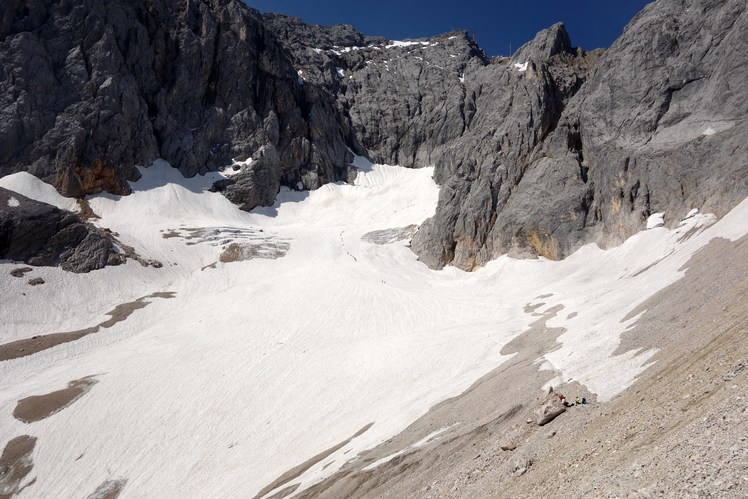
0,187 -> 124,272
28,277 -> 44,286
412,0 -> 748,268
266,21 -> 489,168
511,456 -> 533,477
9,266 -> 33,277
269,17 -> 611,269
411,25 -> 598,269
568,0 -> 748,249
535,397 -> 566,426
513,22 -> 574,61
3,0 -> 747,271
0,0 -> 351,211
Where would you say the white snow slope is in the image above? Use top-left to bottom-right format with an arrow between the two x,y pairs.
1,158 -> 747,498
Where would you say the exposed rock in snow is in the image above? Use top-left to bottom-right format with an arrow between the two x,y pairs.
0,187 -> 124,272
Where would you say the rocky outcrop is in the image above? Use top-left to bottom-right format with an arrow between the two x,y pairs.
413,0 -> 748,268
0,0 -> 351,209
411,25 -> 599,269
2,0 -> 746,270
264,14 -> 488,168
270,3 -> 747,270
266,17 -> 601,268
565,0 -> 748,249
0,187 -> 124,272
534,392 -> 567,426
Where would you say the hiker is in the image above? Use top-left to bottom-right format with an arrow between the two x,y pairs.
576,396 -> 583,405
559,394 -> 573,407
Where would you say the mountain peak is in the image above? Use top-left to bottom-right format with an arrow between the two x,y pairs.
513,22 -> 574,61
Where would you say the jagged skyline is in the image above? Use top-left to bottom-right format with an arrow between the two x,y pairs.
246,0 -> 652,55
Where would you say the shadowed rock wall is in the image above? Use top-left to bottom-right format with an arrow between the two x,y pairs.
0,0 -> 351,210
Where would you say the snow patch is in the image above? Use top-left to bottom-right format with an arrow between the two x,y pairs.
0,172 -> 79,212
385,40 -> 437,49
329,46 -> 362,55
336,67 -> 345,78
647,212 -> 666,229
7,196 -> 19,208
222,157 -> 253,177
514,61 -> 529,72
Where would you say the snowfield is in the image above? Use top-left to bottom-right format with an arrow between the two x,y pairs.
1,159 -> 747,498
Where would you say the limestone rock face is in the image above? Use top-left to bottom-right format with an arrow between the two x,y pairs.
418,0 -> 748,268
2,0 -> 747,271
270,3 -> 748,270
0,0 -> 351,209
263,14 -> 488,169
408,26 -> 599,269
416,0 -> 748,268
0,187 -> 124,272
267,17 -> 599,269
569,0 -> 748,249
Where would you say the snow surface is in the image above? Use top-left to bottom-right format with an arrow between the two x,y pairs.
1,160 -> 747,498
646,212 -> 666,229
0,172 -> 79,212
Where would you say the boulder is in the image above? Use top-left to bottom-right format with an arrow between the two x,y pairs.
0,187 -> 124,272
534,394 -> 567,426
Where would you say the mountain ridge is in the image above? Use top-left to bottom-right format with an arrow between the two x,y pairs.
4,0 -> 745,272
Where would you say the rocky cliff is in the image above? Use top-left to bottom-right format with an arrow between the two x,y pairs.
413,0 -> 748,268
267,0 -> 748,269
0,0 -> 351,210
1,0 -> 746,272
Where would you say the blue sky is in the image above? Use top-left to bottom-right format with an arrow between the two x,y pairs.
245,1 -> 653,56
